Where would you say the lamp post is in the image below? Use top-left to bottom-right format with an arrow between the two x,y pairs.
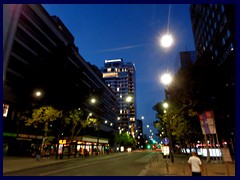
126,96 -> 133,135
163,102 -> 174,163
161,73 -> 174,163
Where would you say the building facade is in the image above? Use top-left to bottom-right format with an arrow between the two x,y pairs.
190,4 -> 235,64
189,4 -> 235,153
100,59 -> 137,138
136,119 -> 145,149
3,4 -> 119,155
179,50 -> 197,68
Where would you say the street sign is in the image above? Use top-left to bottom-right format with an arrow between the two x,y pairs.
163,137 -> 170,145
162,146 -> 170,155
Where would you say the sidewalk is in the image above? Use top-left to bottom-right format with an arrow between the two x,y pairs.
144,153 -> 235,176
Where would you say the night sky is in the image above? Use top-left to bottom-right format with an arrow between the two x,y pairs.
42,4 -> 197,141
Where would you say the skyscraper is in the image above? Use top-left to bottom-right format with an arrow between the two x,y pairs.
101,59 -> 137,138
189,4 -> 235,153
190,4 -> 235,64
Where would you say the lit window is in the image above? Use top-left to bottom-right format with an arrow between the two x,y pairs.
227,30 -> 230,38
117,87 -> 120,91
3,103 -> 9,117
221,5 -> 224,13
107,68 -> 111,72
222,38 -> 225,45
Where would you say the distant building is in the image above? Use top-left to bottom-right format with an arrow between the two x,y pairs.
136,119 -> 145,149
100,59 -> 137,138
179,50 -> 196,68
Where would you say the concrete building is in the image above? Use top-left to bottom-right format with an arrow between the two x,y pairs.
100,59 -> 137,138
3,4 -> 119,155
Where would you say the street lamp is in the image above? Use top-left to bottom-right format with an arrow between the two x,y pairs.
125,95 -> 133,135
161,73 -> 173,85
90,98 -> 96,104
163,102 -> 174,163
35,91 -> 42,97
160,34 -> 173,48
126,96 -> 133,103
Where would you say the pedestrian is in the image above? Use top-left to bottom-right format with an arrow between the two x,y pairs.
188,151 -> 204,176
36,147 -> 41,161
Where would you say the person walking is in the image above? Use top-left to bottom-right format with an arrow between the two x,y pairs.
188,151 -> 204,176
36,147 -> 41,161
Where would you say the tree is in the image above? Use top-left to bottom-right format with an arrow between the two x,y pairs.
64,108 -> 98,157
115,132 -> 136,150
65,109 -> 98,139
21,106 -> 62,150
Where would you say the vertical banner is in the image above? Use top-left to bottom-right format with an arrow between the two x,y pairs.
202,113 -> 210,134
198,113 -> 210,134
198,114 -> 206,135
204,110 -> 216,134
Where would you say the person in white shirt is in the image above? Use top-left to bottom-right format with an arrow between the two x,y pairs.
188,151 -> 204,176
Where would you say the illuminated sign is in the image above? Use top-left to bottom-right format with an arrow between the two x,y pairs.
102,72 -> 118,78
59,140 -> 66,144
105,59 -> 122,63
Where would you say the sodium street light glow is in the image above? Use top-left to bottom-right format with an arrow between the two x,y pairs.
90,98 -> 96,104
35,91 -> 42,97
126,96 -> 133,102
163,102 -> 169,109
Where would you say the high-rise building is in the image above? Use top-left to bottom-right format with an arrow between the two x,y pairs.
189,4 -> 235,153
190,4 -> 235,64
101,59 -> 137,138
136,119 -> 144,149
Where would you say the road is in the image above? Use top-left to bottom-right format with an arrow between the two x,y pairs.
4,151 -> 155,176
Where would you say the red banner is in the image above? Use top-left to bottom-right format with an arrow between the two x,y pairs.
204,110 -> 216,134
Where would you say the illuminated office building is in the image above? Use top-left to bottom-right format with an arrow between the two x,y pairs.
101,59 -> 136,138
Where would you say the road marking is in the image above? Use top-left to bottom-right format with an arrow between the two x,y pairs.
39,153 -> 141,176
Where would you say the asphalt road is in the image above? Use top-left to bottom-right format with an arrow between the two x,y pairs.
4,151 -> 154,176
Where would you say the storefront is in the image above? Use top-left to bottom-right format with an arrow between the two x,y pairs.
58,135 -> 109,157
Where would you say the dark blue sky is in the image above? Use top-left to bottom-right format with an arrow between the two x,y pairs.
42,4 -> 195,141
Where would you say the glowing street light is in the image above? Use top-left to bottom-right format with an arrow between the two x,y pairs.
160,34 -> 173,48
90,98 -> 96,104
126,96 -> 133,102
161,73 -> 172,85
34,90 -> 42,97
163,102 -> 169,109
